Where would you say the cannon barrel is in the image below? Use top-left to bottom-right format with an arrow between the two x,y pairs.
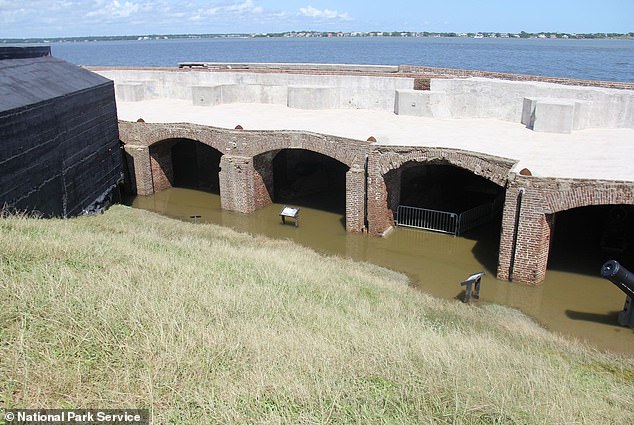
600,260 -> 634,300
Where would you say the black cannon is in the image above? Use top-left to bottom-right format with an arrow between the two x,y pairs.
600,260 -> 634,327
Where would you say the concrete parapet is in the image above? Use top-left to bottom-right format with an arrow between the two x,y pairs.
179,62 -> 400,74
193,84 -> 288,106
96,68 -> 412,112
114,80 -> 158,102
521,97 -> 593,133
287,86 -> 340,109
533,101 -> 574,134
115,82 -> 145,101
432,77 -> 634,129
394,89 -> 449,118
192,85 -> 222,106
224,84 -> 287,104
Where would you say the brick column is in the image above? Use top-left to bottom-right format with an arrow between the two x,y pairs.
366,151 -> 394,236
253,151 -> 276,210
123,145 -> 153,195
497,181 -> 554,284
219,155 -> 258,213
345,165 -> 366,232
149,143 -> 174,192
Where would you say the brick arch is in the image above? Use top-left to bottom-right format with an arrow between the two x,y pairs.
245,131 -> 369,170
545,181 -> 634,214
373,146 -> 516,187
142,124 -> 229,155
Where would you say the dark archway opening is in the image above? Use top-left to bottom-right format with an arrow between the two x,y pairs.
272,149 -> 348,214
397,163 -> 502,211
549,205 -> 634,276
385,162 -> 506,273
171,139 -> 222,194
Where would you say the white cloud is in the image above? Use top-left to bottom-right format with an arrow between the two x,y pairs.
226,0 -> 263,14
86,1 -> 142,18
192,0 -> 265,21
0,0 -> 347,37
298,5 -> 349,20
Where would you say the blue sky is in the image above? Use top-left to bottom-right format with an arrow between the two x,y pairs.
1,0 -> 632,38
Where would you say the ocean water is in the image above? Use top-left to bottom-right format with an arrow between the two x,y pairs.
48,37 -> 634,82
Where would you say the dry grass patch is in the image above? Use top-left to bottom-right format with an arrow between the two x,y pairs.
1,205 -> 633,424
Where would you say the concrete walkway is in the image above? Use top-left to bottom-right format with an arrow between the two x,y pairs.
116,99 -> 634,182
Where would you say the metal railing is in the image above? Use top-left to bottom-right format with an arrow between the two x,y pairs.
457,202 -> 493,235
396,194 -> 504,236
396,205 -> 458,235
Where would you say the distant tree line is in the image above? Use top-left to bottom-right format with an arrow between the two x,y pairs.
2,31 -> 633,44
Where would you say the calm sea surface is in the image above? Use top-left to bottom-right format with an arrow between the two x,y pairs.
48,37 -> 634,82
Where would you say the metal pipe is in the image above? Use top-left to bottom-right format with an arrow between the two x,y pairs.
508,188 -> 525,281
363,154 -> 369,232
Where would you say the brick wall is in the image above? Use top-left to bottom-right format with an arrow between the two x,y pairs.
497,175 -> 634,284
149,141 -> 175,192
345,167 -> 366,232
120,121 -> 370,232
119,121 -> 634,284
366,146 -> 516,235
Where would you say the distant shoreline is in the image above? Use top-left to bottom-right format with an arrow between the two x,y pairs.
2,30 -> 633,44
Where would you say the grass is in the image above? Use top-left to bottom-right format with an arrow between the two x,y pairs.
1,205 -> 633,424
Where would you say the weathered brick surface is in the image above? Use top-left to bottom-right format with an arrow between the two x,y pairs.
366,146 -> 516,236
120,121 -> 370,232
119,121 -> 634,284
149,141 -> 175,192
497,176 -> 634,284
345,167 -> 366,232
219,155 -> 257,213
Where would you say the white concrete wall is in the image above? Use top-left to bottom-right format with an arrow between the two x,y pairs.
430,77 -> 634,129
95,69 -> 634,130
95,69 -> 413,112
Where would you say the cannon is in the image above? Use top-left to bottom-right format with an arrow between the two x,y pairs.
600,260 -> 634,327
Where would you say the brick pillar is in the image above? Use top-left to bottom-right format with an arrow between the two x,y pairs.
219,155 -> 258,213
253,151 -> 276,210
345,165 -> 366,232
366,151 -> 395,236
497,181 -> 554,284
149,143 -> 173,192
124,145 -> 153,195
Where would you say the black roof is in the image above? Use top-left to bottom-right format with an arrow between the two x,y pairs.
0,46 -> 52,60
0,49 -> 112,113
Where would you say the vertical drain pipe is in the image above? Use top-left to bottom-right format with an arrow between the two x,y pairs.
508,187 -> 525,281
363,154 -> 369,232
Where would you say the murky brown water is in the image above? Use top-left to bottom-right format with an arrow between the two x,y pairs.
128,188 -> 634,355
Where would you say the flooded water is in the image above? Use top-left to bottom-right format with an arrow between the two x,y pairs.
129,188 -> 633,355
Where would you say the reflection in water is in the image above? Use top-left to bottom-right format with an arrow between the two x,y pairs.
128,188 -> 634,354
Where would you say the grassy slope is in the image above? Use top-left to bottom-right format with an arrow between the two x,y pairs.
1,205 -> 633,424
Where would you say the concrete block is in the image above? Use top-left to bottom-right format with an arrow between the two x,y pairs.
114,82 -> 145,102
521,97 -> 539,127
394,89 -> 449,118
522,97 -> 577,133
533,100 -> 575,134
192,85 -> 222,106
572,100 -> 593,130
287,86 -> 339,110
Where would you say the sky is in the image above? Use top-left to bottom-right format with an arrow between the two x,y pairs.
1,0 -> 632,38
